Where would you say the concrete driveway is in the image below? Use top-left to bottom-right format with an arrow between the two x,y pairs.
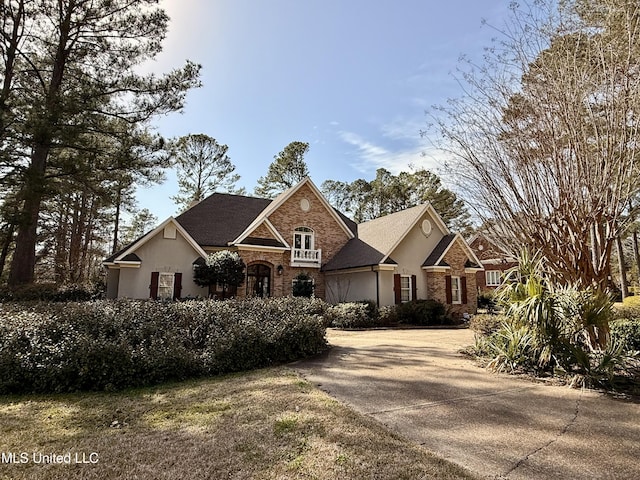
293,328 -> 640,480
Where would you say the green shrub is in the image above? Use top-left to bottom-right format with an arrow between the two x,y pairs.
0,297 -> 327,394
610,319 -> 640,353
377,305 -> 399,326
292,273 -> 314,297
481,322 -> 534,373
477,290 -> 497,312
325,302 -> 376,329
395,299 -> 451,326
613,300 -> 640,322
0,283 -> 103,302
469,314 -> 507,335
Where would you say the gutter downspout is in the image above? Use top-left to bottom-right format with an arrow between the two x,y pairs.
374,266 -> 380,307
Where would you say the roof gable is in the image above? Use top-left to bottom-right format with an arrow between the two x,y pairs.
236,218 -> 289,249
423,233 -> 484,269
232,177 -> 355,244
105,217 -> 206,265
358,203 -> 450,263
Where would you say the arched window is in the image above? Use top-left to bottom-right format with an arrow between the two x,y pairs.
292,227 -> 321,265
294,226 -> 314,250
246,263 -> 271,297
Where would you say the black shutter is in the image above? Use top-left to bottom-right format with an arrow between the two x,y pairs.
394,274 -> 402,304
173,272 -> 183,300
411,275 -> 417,301
445,275 -> 452,304
461,276 -> 468,304
150,272 -> 159,299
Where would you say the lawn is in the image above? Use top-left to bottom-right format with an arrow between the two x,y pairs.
0,367 -> 476,480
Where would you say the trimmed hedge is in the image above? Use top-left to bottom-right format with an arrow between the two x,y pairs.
395,299 -> 452,326
325,302 -> 376,329
325,299 -> 453,329
0,297 -> 327,394
0,283 -> 103,302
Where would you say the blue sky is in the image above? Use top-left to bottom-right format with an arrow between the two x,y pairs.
139,0 -> 513,220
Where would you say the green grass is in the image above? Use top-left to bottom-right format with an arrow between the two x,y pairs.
0,367 -> 476,480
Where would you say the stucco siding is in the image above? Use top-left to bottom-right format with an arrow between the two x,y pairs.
387,211 -> 445,301
325,270 -> 377,304
377,270 -> 395,306
117,229 -> 205,299
106,269 -> 120,299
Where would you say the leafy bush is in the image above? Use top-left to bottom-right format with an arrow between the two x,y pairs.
480,322 -> 534,373
614,296 -> 640,322
292,273 -> 314,297
0,297 -> 327,394
378,305 -> 399,326
395,299 -> 451,326
472,249 -> 638,390
623,295 -> 640,307
469,314 -> 507,335
477,290 -> 497,312
610,319 -> 640,353
325,302 -> 376,329
0,283 -> 103,302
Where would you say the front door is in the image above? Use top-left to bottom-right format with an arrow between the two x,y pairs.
247,264 -> 271,297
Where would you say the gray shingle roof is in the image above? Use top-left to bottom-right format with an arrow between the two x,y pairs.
422,234 -> 456,267
176,193 -> 272,247
241,237 -> 286,248
322,238 -> 396,271
357,204 -> 427,255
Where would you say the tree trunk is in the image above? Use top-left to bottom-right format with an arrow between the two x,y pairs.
8,3 -> 73,286
0,223 -> 15,279
616,234 -> 628,300
112,186 -> 122,254
54,199 -> 70,283
68,190 -> 88,283
8,145 -> 49,285
633,230 -> 640,288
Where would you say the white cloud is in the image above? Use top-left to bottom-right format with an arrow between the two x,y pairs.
338,130 -> 449,176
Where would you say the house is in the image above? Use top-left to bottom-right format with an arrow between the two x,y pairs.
323,202 -> 484,317
104,177 -> 483,315
468,232 -> 518,291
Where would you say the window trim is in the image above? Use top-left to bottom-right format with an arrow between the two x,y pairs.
400,275 -> 412,303
294,226 -> 314,250
451,276 -> 461,304
486,270 -> 501,287
158,272 -> 175,300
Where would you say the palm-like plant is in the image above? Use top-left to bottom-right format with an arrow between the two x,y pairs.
494,249 -> 615,373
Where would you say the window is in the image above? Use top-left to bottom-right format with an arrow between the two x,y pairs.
158,273 -> 174,300
247,264 -> 271,298
451,276 -> 461,304
394,274 -> 416,305
292,274 -> 314,297
294,226 -> 314,250
400,276 -> 412,303
486,270 -> 501,287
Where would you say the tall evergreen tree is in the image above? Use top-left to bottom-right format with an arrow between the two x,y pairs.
254,141 -> 310,198
4,0 -> 200,285
321,167 -> 471,230
170,134 -> 244,212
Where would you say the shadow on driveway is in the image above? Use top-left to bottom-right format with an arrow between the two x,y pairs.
293,329 -> 640,480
